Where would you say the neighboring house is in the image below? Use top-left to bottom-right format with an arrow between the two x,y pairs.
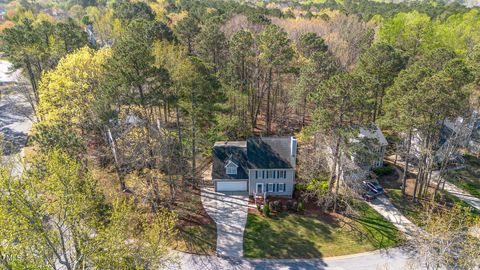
212,137 -> 297,197
354,125 -> 388,169
442,112 -> 480,155
409,112 -> 480,164
326,124 -> 388,182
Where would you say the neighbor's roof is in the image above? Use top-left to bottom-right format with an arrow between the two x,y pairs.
212,142 -> 249,180
357,125 -> 388,146
246,137 -> 294,169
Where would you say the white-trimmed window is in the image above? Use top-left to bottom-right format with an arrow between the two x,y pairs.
267,183 -> 274,192
225,161 -> 238,175
278,170 -> 287,179
226,166 -> 237,175
277,183 -> 286,192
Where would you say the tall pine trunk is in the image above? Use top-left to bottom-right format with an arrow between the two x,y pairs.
328,135 -> 341,194
190,86 -> 197,187
402,129 -> 412,198
266,67 -> 272,135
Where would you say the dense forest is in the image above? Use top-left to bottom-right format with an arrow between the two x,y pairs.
0,0 -> 479,268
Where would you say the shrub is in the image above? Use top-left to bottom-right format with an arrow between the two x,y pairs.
297,201 -> 305,213
295,183 -> 307,191
257,204 -> 262,212
373,165 -> 394,176
286,200 -> 294,211
268,201 -> 274,211
263,202 -> 270,217
273,200 -> 282,212
293,201 -> 298,211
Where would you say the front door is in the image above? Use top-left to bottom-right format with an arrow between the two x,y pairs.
256,183 -> 264,194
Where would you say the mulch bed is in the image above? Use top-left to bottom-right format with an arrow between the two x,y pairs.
377,169 -> 401,189
250,194 -> 340,217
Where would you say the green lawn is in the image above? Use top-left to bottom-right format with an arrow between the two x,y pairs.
386,189 -> 423,225
243,202 -> 402,259
386,189 -> 479,227
447,154 -> 480,199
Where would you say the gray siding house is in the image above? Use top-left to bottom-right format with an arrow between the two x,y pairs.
326,125 -> 388,182
212,137 -> 297,197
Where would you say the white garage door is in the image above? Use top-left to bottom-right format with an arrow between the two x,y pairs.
216,181 -> 248,192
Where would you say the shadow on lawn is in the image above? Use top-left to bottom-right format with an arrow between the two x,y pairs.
244,213 -> 326,259
174,188 -> 217,255
177,224 -> 217,255
346,213 -> 402,249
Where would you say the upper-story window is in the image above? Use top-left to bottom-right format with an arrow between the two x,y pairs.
225,160 -> 238,175
227,166 -> 237,175
277,170 -> 287,178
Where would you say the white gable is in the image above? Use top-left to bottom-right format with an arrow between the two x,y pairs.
225,160 -> 238,168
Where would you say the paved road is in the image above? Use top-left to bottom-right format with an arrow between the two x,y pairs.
0,92 -> 33,154
201,188 -> 249,257
0,60 -> 20,83
164,247 -> 414,270
0,61 -> 33,175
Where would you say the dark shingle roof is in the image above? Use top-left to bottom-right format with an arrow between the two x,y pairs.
212,143 -> 249,180
246,137 -> 293,169
212,137 -> 295,180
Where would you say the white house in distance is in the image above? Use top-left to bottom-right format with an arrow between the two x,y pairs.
327,124 -> 388,182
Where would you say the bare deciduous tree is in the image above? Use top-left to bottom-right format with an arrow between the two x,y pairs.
408,203 -> 480,270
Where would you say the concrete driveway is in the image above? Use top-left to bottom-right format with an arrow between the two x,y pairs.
367,195 -> 419,238
430,169 -> 480,211
201,187 -> 249,258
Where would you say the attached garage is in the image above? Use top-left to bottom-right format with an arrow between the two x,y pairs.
215,180 -> 248,192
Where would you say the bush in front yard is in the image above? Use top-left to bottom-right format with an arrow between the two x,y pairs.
286,200 -> 294,211
297,202 -> 305,213
257,204 -> 262,212
263,202 -> 270,217
268,201 -> 274,212
273,200 -> 283,212
373,165 -> 394,176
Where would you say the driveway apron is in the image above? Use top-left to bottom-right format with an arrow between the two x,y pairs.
201,187 -> 249,258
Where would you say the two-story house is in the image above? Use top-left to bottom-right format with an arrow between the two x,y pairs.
325,124 -> 388,182
212,137 -> 297,197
